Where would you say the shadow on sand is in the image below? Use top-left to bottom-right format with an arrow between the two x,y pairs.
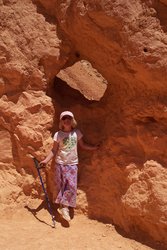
24,201 -> 74,229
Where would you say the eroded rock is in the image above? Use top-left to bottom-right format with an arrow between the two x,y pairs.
0,0 -> 167,247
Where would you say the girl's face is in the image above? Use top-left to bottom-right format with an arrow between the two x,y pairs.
61,115 -> 73,130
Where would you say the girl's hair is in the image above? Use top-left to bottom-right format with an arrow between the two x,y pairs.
59,118 -> 77,130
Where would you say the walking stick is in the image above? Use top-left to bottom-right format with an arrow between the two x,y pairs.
33,157 -> 55,228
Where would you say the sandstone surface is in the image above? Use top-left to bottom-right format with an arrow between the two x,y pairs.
0,0 -> 167,248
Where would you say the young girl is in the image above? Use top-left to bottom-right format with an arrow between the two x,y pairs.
40,111 -> 99,222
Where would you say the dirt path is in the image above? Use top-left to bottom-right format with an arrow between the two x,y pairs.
0,204 -> 155,250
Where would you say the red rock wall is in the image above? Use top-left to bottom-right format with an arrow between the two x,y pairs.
0,0 -> 167,247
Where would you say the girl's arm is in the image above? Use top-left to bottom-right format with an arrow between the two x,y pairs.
78,137 -> 99,151
40,141 -> 58,166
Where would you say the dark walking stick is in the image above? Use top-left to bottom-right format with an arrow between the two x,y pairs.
33,157 -> 55,228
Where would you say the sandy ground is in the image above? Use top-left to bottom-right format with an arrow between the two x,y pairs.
0,202 -> 155,250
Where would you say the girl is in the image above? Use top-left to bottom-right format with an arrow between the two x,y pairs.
40,111 -> 99,222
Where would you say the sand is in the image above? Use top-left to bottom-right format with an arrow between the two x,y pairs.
0,202 -> 154,250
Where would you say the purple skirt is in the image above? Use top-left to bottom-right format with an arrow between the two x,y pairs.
55,164 -> 78,208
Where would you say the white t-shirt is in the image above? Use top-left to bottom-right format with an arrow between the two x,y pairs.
53,129 -> 83,165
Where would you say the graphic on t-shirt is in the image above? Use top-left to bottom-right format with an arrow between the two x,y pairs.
63,136 -> 77,151
53,129 -> 83,164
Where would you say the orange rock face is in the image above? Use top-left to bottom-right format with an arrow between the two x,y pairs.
0,0 -> 167,247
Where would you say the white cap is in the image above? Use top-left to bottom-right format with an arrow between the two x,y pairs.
60,111 -> 74,120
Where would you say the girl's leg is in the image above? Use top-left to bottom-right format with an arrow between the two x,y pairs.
56,165 -> 78,207
57,205 -> 71,222
54,164 -> 63,204
55,164 -> 71,221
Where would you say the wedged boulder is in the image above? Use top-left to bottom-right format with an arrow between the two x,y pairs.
0,0 -> 167,247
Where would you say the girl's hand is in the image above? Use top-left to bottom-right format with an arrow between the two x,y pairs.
79,138 -> 101,151
39,160 -> 47,168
